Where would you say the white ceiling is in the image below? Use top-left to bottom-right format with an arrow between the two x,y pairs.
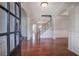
21,2 -> 73,23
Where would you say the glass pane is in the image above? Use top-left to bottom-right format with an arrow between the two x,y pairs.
10,15 -> 15,32
0,37 -> 3,55
0,2 -> 7,9
16,5 -> 19,17
10,34 -> 15,52
16,19 -> 19,32
0,9 -> 7,33
10,2 -> 15,14
16,33 -> 19,46
0,36 -> 7,56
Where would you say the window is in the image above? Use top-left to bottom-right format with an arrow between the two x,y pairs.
0,2 -> 21,56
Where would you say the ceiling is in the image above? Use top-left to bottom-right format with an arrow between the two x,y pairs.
21,2 -> 74,23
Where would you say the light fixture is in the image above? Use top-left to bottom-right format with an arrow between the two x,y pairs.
39,25 -> 42,29
41,2 -> 48,8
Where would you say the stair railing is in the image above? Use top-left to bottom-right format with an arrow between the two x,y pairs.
40,19 -> 52,34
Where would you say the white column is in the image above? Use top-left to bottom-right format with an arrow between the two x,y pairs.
52,17 -> 56,39
32,24 -> 36,44
27,17 -> 31,40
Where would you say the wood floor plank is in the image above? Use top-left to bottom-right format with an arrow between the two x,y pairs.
21,38 -> 77,56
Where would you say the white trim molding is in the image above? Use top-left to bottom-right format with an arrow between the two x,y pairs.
68,48 -> 79,56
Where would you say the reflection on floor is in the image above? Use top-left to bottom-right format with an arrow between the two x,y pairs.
21,38 -> 77,56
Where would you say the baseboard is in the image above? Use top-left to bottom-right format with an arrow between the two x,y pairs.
56,37 -> 68,39
68,48 -> 79,56
40,37 -> 68,39
40,38 -> 53,39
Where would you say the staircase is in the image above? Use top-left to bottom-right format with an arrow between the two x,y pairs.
39,15 -> 53,38
40,19 -> 52,34
32,15 -> 53,40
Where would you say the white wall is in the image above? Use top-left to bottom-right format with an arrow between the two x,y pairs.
55,15 -> 69,38
21,8 -> 33,40
55,30 -> 68,38
21,17 -> 27,37
27,17 -> 32,40
68,4 -> 79,55
40,27 -> 53,38
21,8 -> 27,37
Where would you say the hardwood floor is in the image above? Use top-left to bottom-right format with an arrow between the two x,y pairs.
21,38 -> 77,56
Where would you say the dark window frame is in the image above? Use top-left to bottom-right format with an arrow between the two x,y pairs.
0,2 -> 21,56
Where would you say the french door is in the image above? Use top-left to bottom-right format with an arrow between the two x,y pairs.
0,2 -> 21,56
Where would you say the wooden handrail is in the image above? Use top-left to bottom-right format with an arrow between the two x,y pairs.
41,19 -> 52,29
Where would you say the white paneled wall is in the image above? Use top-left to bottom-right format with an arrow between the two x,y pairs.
68,4 -> 79,55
